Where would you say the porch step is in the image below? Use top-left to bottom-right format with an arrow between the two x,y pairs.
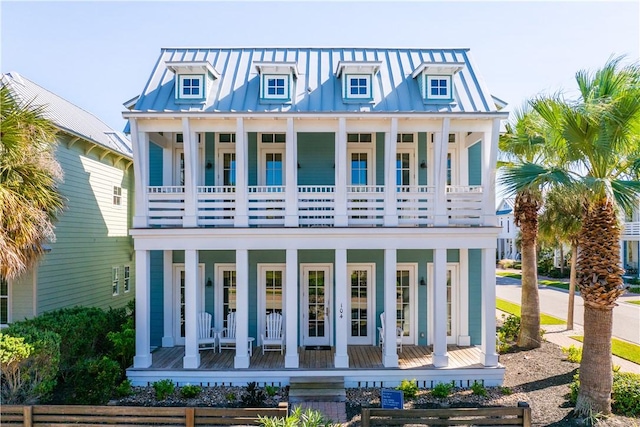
289,376 -> 345,403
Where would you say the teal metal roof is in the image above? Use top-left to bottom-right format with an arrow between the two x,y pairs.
2,72 -> 132,157
130,47 -> 501,115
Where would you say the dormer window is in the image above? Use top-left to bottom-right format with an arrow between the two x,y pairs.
265,75 -> 289,99
427,76 -> 451,99
255,62 -> 298,103
179,75 -> 203,99
335,61 -> 381,102
412,62 -> 464,103
166,61 -> 219,104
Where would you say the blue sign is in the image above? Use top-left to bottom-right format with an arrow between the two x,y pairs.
381,389 -> 404,409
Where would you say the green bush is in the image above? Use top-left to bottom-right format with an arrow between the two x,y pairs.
241,382 -> 267,407
259,406 -> 332,427
107,317 -> 135,372
612,372 -> 640,416
0,325 -> 60,404
115,379 -> 133,397
396,378 -> 418,399
65,356 -> 121,404
471,381 -> 487,397
180,384 -> 202,398
264,385 -> 279,397
561,345 -> 582,363
431,382 -> 453,398
497,314 -> 521,353
500,386 -> 513,395
153,379 -> 175,400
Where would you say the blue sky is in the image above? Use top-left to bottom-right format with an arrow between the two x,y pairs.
2,1 -> 639,132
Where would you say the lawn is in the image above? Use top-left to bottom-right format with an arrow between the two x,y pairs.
539,279 -> 570,290
570,336 -> 640,365
496,298 -> 566,325
627,300 -> 640,306
496,271 -> 522,279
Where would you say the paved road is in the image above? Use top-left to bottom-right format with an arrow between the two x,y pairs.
496,275 -> 640,345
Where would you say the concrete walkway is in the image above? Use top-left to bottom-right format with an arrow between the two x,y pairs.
289,401 -> 348,425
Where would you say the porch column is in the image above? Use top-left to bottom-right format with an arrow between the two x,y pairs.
434,118 -> 450,226
334,249 -> 349,368
481,248 -> 499,366
285,249 -> 299,368
131,119 -> 149,228
182,118 -> 198,227
432,248 -> 449,367
384,118 -> 398,226
383,249 -> 399,367
235,118 -> 249,227
183,250 -> 200,368
235,249 -> 250,368
285,118 -> 299,227
133,249 -> 152,368
334,118 -> 348,226
162,250 -> 174,347
458,249 -> 471,346
482,119 -> 500,226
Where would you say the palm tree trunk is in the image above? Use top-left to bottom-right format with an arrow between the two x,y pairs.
559,245 -> 565,276
567,244 -> 577,330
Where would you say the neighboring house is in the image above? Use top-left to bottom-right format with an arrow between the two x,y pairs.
124,47 -> 508,387
496,197 -> 519,260
622,201 -> 640,280
0,72 -> 134,327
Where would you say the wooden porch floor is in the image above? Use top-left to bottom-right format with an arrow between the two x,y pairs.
149,345 -> 484,371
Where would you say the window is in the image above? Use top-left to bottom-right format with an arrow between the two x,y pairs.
261,133 -> 286,143
265,270 -> 283,315
1,277 -> 8,325
427,76 -> 451,99
347,133 -> 372,143
222,153 -> 236,186
178,75 -> 204,99
397,133 -> 414,143
265,153 -> 283,186
219,133 -> 236,143
350,153 -> 368,185
113,186 -> 122,206
123,266 -> 130,293
263,75 -> 289,100
112,267 -> 120,296
396,153 -> 411,186
346,74 -> 371,99
175,133 -> 202,143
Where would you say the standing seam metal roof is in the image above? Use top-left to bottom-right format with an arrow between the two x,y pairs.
132,47 -> 499,115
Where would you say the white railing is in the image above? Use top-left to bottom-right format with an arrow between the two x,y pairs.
298,186 -> 335,227
446,186 -> 483,225
397,185 -> 436,226
623,222 -> 640,238
347,185 -> 385,226
197,186 -> 236,227
147,186 -> 185,226
248,186 -> 286,226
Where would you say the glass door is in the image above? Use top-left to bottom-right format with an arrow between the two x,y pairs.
348,264 -> 374,345
302,265 -> 332,346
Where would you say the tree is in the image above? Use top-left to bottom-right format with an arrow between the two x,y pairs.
507,57 -> 640,416
498,106 -> 550,348
0,85 -> 64,281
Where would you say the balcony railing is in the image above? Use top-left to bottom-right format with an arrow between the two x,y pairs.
623,222 -> 640,238
146,185 -> 485,227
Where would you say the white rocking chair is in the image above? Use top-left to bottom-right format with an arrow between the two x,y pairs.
218,311 -> 237,352
197,312 -> 216,351
261,312 -> 284,354
378,312 -> 403,353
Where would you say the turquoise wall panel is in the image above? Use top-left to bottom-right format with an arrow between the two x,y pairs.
149,142 -> 163,186
468,249 -> 482,345
468,142 -> 482,186
150,251 -> 164,347
418,132 -> 427,185
249,250 -> 286,339
375,132 -> 385,185
297,133 -> 335,185
205,132 -> 214,186
248,133 -> 257,186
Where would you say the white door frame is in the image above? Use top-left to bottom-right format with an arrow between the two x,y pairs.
396,263 -> 418,345
173,263 -> 205,345
347,263 -> 376,345
214,263 -> 236,331
427,262 -> 460,345
300,263 -> 333,347
257,263 -> 286,346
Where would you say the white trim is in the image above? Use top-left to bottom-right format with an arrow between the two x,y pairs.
346,263 -> 376,345
426,75 -> 452,100
344,74 -> 372,99
262,74 -> 290,100
216,148 -> 236,186
396,263 -> 418,345
173,263 -> 205,345
427,262 -> 460,345
177,75 -> 205,100
300,263 -> 333,347
214,263 -> 236,331
174,145 -> 205,186
257,263 -> 286,346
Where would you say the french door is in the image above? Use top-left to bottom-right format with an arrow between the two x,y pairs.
427,263 -> 460,344
301,264 -> 332,346
348,264 -> 375,345
173,263 -> 205,345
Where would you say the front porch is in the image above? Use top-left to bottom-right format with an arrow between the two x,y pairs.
127,345 -> 505,388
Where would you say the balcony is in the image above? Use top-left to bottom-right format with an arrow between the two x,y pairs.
145,185 -> 485,228
623,222 -> 640,239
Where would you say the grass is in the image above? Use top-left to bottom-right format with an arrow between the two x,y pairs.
496,271 -> 522,279
570,336 -> 640,365
539,280 -> 570,290
628,300 -> 640,306
496,298 -> 566,325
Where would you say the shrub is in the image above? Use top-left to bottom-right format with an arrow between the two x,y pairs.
431,382 -> 453,398
153,379 -> 175,400
561,345 -> 582,363
65,356 -> 121,404
259,406 -> 332,427
226,392 -> 237,403
497,314 -> 520,353
241,382 -> 267,407
612,372 -> 640,416
264,385 -> 279,397
500,386 -> 513,395
107,317 -> 135,372
396,378 -> 418,399
115,379 -> 133,397
471,381 -> 487,397
180,384 -> 202,398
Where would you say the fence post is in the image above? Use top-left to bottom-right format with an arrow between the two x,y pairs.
185,407 -> 195,427
361,408 -> 370,427
23,406 -> 33,427
518,401 -> 531,427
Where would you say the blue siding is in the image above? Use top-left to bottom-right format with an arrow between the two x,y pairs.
149,142 -> 163,186
468,249 -> 482,345
418,132 -> 428,185
150,250 -> 164,347
249,250 -> 286,339
468,142 -> 482,186
375,132 -> 385,185
248,133 -> 257,186
297,133 -> 335,185
205,132 -> 214,186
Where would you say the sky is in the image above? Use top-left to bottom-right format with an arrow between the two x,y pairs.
1,1 -> 639,132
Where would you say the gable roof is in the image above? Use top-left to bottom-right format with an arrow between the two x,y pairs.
496,197 -> 515,215
129,47 -> 502,115
2,72 -> 132,158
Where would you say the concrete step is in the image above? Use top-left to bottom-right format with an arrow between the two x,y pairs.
290,376 -> 344,389
289,376 -> 345,402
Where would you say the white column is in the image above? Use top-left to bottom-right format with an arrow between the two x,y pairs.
481,248 -> 499,366
383,249 -> 399,367
234,249 -> 250,368
182,118 -> 199,227
458,249 -> 471,346
334,249 -> 349,368
285,249 -> 299,368
162,250 -> 174,347
285,118 -> 299,227
434,118 -> 450,226
483,119 -> 500,226
133,249 -> 152,368
235,118 -> 249,227
131,119 -> 149,228
334,118 -> 348,226
384,118 -> 399,226
183,249 -> 200,368
432,248 -> 449,367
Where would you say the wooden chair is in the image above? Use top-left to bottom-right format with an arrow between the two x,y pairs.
218,311 -> 237,352
261,312 -> 284,354
378,312 -> 403,353
197,312 -> 216,351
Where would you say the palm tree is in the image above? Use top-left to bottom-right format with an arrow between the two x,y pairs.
498,106 -> 550,348
0,85 -> 64,281
505,57 -> 640,416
